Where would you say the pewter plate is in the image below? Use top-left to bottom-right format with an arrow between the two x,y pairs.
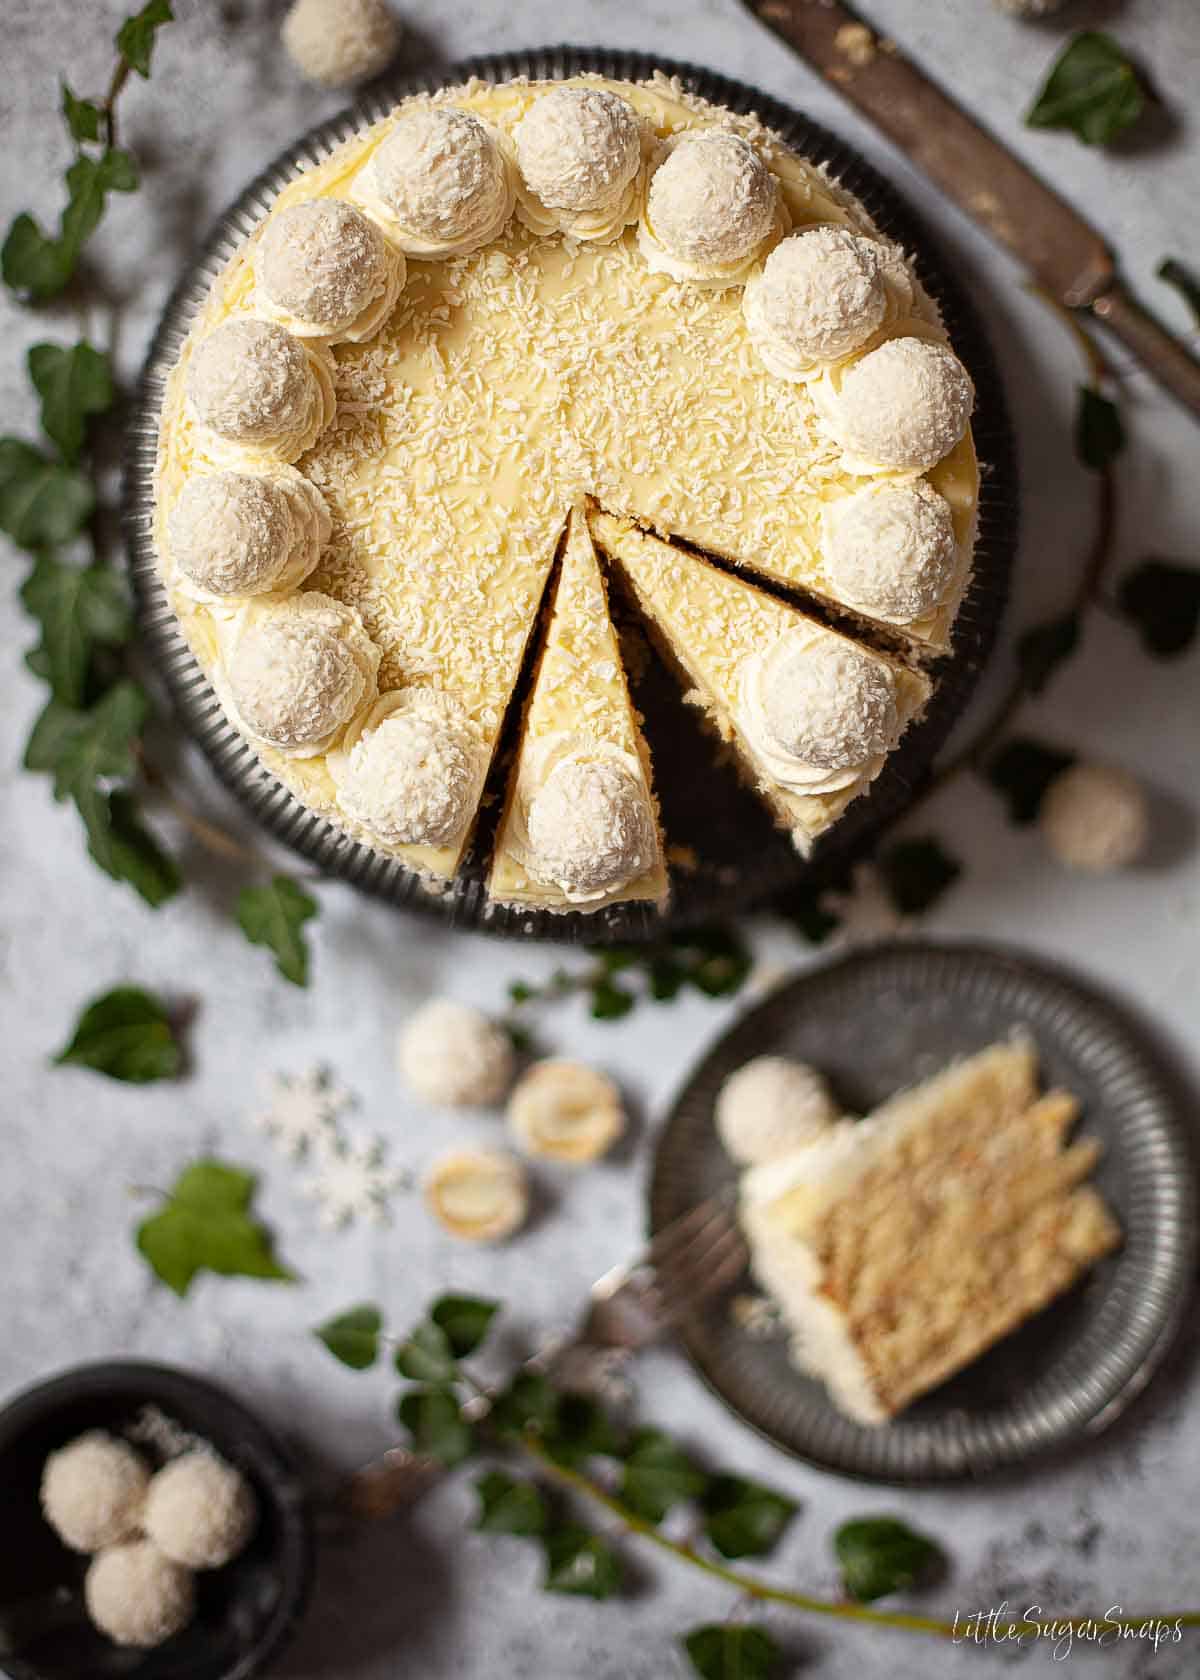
649,941 -> 1198,1481
122,47 -> 1017,944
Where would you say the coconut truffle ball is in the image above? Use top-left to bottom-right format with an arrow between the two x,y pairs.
527,756 -> 655,898
332,689 -> 484,848
256,199 -> 404,340
716,1055 -> 839,1164
169,468 -> 329,598
186,318 -> 333,458
226,592 -> 380,756
40,1432 -> 150,1554
1040,763 -> 1149,873
84,1541 -> 196,1649
424,1148 -> 530,1242
356,106 -> 513,256
398,997 -> 515,1107
822,480 -> 958,622
815,337 -> 974,471
643,130 -> 778,274
744,227 -> 889,376
515,86 -> 642,211
747,630 -> 898,771
143,1450 -> 257,1570
282,0 -> 398,88
507,1059 -> 626,1164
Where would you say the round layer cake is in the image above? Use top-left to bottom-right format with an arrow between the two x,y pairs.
153,71 -> 980,916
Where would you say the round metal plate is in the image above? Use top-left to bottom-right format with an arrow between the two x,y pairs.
122,47 -> 1017,944
649,941 -> 1198,1482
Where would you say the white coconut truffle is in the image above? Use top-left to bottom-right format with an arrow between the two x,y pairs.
40,1432 -> 150,1554
744,227 -> 890,379
716,1055 -> 839,1164
330,687 -> 484,849
526,755 -> 656,899
185,318 -> 335,461
256,199 -> 405,342
354,106 -> 515,257
225,591 -> 380,757
281,0 -> 398,88
84,1541 -> 196,1650
822,480 -> 958,623
640,130 -> 780,285
515,85 -> 642,220
813,336 -> 974,472
507,1059 -> 625,1164
1040,763 -> 1149,873
398,997 -> 515,1107
143,1450 -> 257,1570
424,1148 -> 529,1243
168,467 -> 330,599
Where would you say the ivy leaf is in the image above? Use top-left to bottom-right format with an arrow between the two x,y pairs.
430,1293 -> 499,1358
396,1386 -> 474,1467
54,984 -> 179,1082
1017,612 -> 1080,697
777,880 -> 841,945
136,1159 -> 296,1298
61,82 -> 103,145
1,214 -> 75,302
19,552 -> 131,705
543,1393 -> 622,1468
676,924 -> 753,998
24,681 -> 146,802
117,0 -> 174,78
702,1475 -> 796,1561
1026,32 -> 1145,146
1117,559 -> 1200,658
80,788 -> 180,907
877,837 -> 961,917
490,1370 -> 559,1439
0,438 -> 94,548
1157,258 -> 1200,327
834,1516 -> 943,1603
542,1526 -> 622,1599
314,1304 -> 382,1370
394,1320 -> 458,1385
619,1428 -> 708,1523
60,150 -> 139,255
28,342 -> 115,464
1074,385 -> 1124,472
648,956 -> 685,1001
590,977 -> 635,1021
984,737 -> 1077,825
682,1624 -> 782,1680
473,1471 -> 548,1537
235,876 -> 317,987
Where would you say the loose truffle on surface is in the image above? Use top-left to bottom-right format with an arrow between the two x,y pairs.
1040,763 -> 1149,873
282,0 -> 398,87
40,1432 -> 151,1554
84,1541 -> 196,1650
143,1449 -> 258,1570
398,998 -> 515,1107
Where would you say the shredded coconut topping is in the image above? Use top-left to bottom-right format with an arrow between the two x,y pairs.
185,318 -> 334,460
813,336 -> 974,472
822,480 -> 957,622
331,686 -> 484,846
354,106 -> 515,257
526,751 -> 655,897
641,130 -> 779,281
168,466 -> 330,598
225,591 -> 379,755
743,226 -> 888,377
256,199 -> 404,341
740,627 -> 898,781
516,86 -> 642,211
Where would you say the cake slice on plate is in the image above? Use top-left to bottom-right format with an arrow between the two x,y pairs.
589,509 -> 930,853
737,1039 -> 1122,1425
489,507 -> 668,912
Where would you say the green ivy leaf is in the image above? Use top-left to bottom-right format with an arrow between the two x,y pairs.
61,81 -> 103,144
590,977 -> 635,1021
395,1320 -> 458,1385
647,957 -> 684,1000
396,1386 -> 474,1467
508,980 -> 535,1004
542,1525 -> 622,1599
19,552 -> 130,705
984,737 -> 1076,825
1026,32 -> 1145,146
24,680 -> 146,802
1157,258 -> 1200,327
543,1393 -> 622,1468
136,1159 -> 295,1298
674,925 -> 753,998
1074,385 -> 1124,472
0,438 -> 94,548
1,214 -> 75,302
490,1370 -> 559,1439
235,876 -> 317,987
1117,559 -> 1200,658
1016,612 -> 1081,696
54,984 -> 179,1082
315,1304 -> 383,1370
682,1624 -> 782,1680
834,1516 -> 943,1603
473,1470 -> 548,1537
702,1475 -> 796,1561
778,879 -> 841,945
60,150 -> 139,255
431,1293 -> 500,1358
80,788 -> 180,907
28,341 -> 115,464
619,1428 -> 708,1523
116,0 -> 174,78
588,944 -> 642,974
877,837 -> 961,917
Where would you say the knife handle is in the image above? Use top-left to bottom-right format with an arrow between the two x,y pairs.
1089,285 -> 1200,420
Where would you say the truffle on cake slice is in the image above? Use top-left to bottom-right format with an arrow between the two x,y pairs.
513,85 -> 646,243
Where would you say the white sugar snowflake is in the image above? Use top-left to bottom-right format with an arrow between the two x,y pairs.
254,1065 -> 354,1159
302,1132 -> 410,1229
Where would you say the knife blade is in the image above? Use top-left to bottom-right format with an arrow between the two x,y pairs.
747,0 -> 1200,418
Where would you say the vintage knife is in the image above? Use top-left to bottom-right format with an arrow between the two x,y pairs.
747,0 -> 1200,418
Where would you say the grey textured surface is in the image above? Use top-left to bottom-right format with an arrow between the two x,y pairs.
1,1 -> 1199,1676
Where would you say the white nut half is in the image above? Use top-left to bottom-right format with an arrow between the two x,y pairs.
424,1149 -> 530,1242
507,1059 -> 626,1164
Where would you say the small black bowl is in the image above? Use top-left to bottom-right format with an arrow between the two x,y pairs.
0,1362 -> 314,1680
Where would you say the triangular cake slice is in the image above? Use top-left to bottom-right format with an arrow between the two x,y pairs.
489,508 -> 668,913
589,510 -> 930,853
738,1040 -> 1122,1424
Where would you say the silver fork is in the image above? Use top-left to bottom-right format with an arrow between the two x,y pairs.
345,1197 -> 747,1519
